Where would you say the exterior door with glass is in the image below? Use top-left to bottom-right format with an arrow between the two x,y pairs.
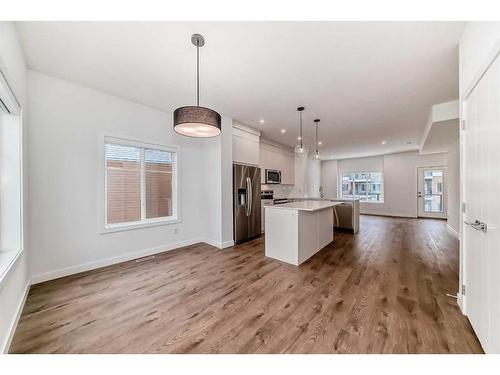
417,167 -> 447,219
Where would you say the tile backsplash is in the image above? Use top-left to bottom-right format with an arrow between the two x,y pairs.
261,184 -> 295,199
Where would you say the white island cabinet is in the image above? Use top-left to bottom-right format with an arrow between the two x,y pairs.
265,201 -> 340,265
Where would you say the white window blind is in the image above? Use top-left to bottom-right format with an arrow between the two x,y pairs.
104,138 -> 177,229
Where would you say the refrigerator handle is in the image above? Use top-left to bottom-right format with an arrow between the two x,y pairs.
246,176 -> 252,216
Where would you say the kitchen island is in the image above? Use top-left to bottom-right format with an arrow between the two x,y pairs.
264,201 -> 341,265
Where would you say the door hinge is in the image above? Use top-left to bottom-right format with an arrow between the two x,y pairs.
462,284 -> 466,295
462,202 -> 466,213
462,120 -> 466,130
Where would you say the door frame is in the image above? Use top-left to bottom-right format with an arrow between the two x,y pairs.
416,166 -> 447,219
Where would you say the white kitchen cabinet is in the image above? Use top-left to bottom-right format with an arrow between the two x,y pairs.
260,141 -> 295,185
232,123 -> 260,166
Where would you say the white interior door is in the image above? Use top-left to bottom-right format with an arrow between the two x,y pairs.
463,51 -> 500,354
417,167 -> 447,219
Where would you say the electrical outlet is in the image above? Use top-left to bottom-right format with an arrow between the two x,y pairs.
174,228 -> 178,235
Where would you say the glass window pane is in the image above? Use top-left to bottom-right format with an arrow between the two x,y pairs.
341,174 -> 354,199
342,171 -> 383,202
145,149 -> 173,219
423,170 -> 444,213
105,144 -> 141,224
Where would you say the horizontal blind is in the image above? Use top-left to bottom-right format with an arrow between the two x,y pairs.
145,149 -> 173,219
105,144 -> 141,224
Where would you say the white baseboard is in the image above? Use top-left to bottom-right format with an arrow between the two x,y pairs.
361,211 -> 416,219
446,224 -> 460,240
204,238 -> 235,249
458,294 -> 465,315
31,237 -> 204,284
2,281 -> 30,354
222,240 -> 235,249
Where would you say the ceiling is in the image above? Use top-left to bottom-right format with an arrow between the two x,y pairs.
16,22 -> 464,159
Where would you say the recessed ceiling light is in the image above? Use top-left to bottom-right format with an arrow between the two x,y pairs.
281,129 -> 286,134
318,141 -> 323,146
259,119 -> 265,124
381,140 -> 387,145
297,136 -> 302,140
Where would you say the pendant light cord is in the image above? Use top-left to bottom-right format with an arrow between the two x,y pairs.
300,111 -> 303,148
196,42 -> 200,107
316,122 -> 318,154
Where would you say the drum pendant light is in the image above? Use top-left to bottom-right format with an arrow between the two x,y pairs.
313,119 -> 320,160
173,34 -> 221,137
294,107 -> 309,157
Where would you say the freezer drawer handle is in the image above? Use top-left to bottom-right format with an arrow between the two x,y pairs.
246,177 -> 252,217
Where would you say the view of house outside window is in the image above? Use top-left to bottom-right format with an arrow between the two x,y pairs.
423,170 -> 444,212
341,172 -> 383,202
104,141 -> 176,227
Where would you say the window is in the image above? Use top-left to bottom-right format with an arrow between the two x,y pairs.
423,170 -> 444,213
104,137 -> 178,231
341,171 -> 383,202
1,72 -> 23,283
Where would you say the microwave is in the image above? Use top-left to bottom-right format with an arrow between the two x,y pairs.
265,169 -> 281,184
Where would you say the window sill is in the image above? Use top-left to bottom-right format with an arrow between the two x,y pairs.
360,201 -> 385,204
101,217 -> 180,234
0,249 -> 23,290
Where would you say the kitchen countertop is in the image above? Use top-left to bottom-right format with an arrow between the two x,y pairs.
272,197 -> 361,202
265,200 -> 341,212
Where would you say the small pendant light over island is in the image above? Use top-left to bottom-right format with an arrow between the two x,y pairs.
173,34 -> 222,138
313,118 -> 320,159
294,106 -> 308,157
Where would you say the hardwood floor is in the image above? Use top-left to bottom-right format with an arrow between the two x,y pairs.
10,215 -> 483,353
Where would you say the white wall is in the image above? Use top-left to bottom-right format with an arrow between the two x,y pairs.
432,100 -> 459,123
221,120 -> 234,247
320,160 -> 338,199
0,21 -> 30,353
202,117 -> 234,249
447,139 -> 460,235
290,152 -> 321,198
27,70 -> 233,282
320,151 -> 449,218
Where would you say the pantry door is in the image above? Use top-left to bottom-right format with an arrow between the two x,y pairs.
462,48 -> 500,354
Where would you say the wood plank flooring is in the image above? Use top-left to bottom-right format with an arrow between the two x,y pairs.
10,215 -> 483,353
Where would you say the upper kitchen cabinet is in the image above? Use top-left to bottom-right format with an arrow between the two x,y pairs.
232,122 -> 261,167
260,140 -> 295,185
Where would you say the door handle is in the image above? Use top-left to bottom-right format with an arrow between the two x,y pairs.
248,177 -> 252,216
464,220 -> 488,233
245,177 -> 252,217
475,221 -> 488,233
464,220 -> 480,226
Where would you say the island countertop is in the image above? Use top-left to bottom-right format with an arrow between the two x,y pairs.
265,200 -> 341,212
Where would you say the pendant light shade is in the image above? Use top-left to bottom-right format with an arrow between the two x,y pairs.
294,106 -> 309,157
313,119 -> 320,160
173,34 -> 221,138
173,106 -> 221,137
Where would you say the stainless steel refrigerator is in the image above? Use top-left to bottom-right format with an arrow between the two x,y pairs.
233,164 -> 261,245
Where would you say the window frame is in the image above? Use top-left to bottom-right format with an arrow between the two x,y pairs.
339,170 -> 384,203
0,71 -> 24,287
100,134 -> 180,234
